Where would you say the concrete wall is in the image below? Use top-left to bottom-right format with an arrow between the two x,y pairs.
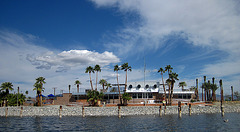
1,103 -> 240,117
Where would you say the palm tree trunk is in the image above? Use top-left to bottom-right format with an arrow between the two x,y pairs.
95,72 -> 98,91
204,89 -> 206,101
89,73 -> 93,90
170,82 -> 174,106
161,73 -> 166,99
117,71 -> 122,104
40,92 -> 42,107
212,91 -> 216,101
125,70 -> 127,92
168,84 -> 171,105
77,85 -> 79,93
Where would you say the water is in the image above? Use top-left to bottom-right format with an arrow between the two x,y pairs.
0,113 -> 240,131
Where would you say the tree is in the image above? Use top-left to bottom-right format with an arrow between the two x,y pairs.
165,65 -> 173,105
114,64 -> 122,104
33,77 -> 46,106
0,82 -> 14,106
190,86 -> 198,100
166,79 -> 171,105
106,83 -> 112,90
165,65 -> 173,76
0,82 -> 14,95
178,82 -> 187,91
211,83 -> 218,101
5,93 -> 26,106
234,91 -> 239,101
158,68 -> 166,99
121,63 -> 132,92
99,79 -> 107,90
25,90 -> 28,95
94,64 -> 101,91
87,90 -> 104,106
75,80 -> 81,93
169,72 -> 179,105
85,66 -> 94,90
201,82 -> 211,101
122,92 -> 132,105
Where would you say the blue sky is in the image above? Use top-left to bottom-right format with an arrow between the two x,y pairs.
0,0 -> 240,97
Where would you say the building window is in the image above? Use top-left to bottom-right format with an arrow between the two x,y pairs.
129,85 -> 133,88
137,84 -> 141,88
148,93 -> 153,98
178,94 -> 182,98
145,84 -> 149,88
143,93 -> 147,98
138,93 -> 142,98
153,84 -> 157,88
183,94 -> 187,99
132,93 -> 137,98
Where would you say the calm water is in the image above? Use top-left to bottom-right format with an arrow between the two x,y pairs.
0,113 -> 240,132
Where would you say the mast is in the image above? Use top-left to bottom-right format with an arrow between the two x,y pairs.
144,57 -> 146,87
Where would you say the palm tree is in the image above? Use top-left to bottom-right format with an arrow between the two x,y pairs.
201,81 -> 211,101
0,82 -> 14,106
121,63 -> 132,92
158,67 -> 166,99
106,83 -> 112,90
211,83 -> 218,101
114,64 -> 122,104
203,76 -> 206,101
0,82 -> 14,95
178,82 -> 187,91
166,79 -> 171,105
85,66 -> 94,90
33,77 -> 46,106
94,64 -> 101,91
75,80 -> 81,93
99,79 -> 107,90
169,72 -> 179,105
87,90 -> 104,106
165,65 -> 173,76
25,90 -> 28,95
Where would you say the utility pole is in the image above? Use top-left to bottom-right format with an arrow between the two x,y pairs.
52,87 -> 57,96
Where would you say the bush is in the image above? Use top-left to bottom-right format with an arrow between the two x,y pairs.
190,99 -> 196,103
87,90 -> 104,106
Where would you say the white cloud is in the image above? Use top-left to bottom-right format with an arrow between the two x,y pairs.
92,0 -> 240,55
90,0 -> 240,92
27,50 -> 120,71
201,60 -> 240,78
0,30 -> 121,97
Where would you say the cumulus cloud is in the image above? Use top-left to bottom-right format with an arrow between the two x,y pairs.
0,30 -> 121,96
27,50 -> 120,72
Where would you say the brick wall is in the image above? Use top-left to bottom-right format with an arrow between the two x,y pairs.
54,93 -> 72,105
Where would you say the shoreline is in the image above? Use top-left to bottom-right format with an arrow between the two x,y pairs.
1,102 -> 240,117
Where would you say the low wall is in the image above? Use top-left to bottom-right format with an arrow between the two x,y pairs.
0,104 -> 240,117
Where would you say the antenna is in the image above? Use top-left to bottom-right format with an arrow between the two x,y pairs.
144,57 -> 146,87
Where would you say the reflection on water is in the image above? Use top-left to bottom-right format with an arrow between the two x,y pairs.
0,113 -> 240,131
